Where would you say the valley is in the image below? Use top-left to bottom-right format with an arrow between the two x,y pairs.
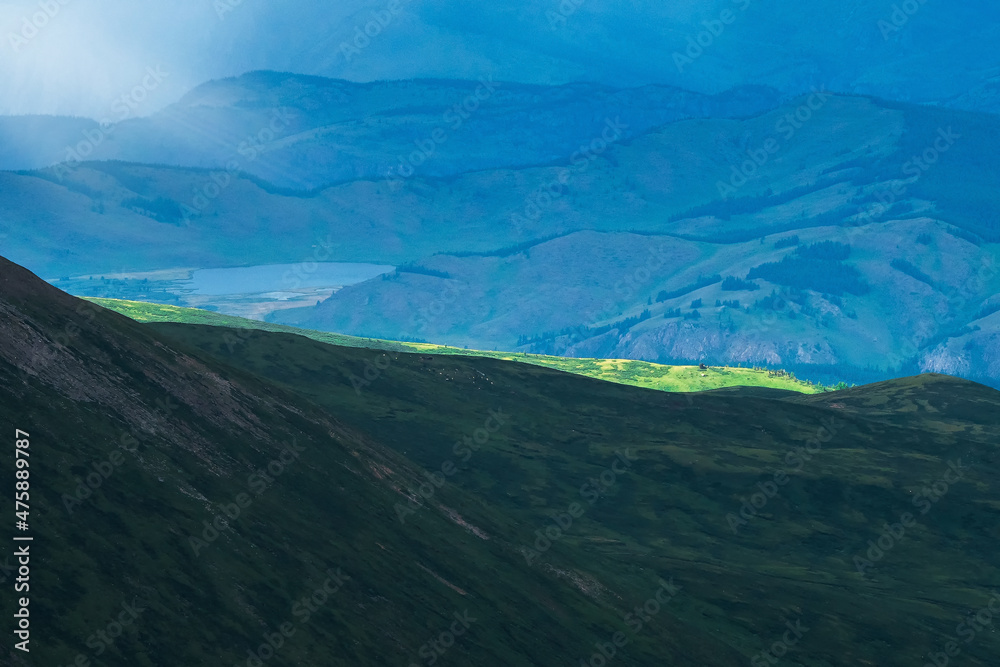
4,88 -> 998,388
53,261 -> 394,319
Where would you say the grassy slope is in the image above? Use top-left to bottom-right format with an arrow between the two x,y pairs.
3,262 -> 999,665
151,320 -> 1000,667
5,262 -> 728,666
87,298 -> 828,394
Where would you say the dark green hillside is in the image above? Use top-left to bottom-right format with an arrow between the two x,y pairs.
3,255 -> 1000,665
0,257 -> 730,666
151,323 -> 1000,666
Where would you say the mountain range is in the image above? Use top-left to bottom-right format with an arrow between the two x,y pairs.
3,0 -> 999,117
0,72 -> 781,188
2,75 -> 998,387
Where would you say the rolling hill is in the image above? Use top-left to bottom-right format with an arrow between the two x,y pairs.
0,73 -> 780,188
259,95 -> 1000,386
2,254 -> 999,666
4,90 -> 999,386
2,93 -> 996,278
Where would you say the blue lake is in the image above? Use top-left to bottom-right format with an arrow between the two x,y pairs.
184,263 -> 395,295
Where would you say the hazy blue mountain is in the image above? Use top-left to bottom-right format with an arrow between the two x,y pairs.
264,93 -> 1000,386
0,73 -> 780,189
3,1 -> 998,117
2,45 -> 999,395
0,115 -> 106,171
4,88 -> 998,386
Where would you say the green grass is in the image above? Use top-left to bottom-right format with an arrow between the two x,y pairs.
149,320 -> 1000,667
87,298 -> 829,394
4,262 -> 1000,666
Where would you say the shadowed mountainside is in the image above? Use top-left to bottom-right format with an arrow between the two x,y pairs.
2,254 -> 999,665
